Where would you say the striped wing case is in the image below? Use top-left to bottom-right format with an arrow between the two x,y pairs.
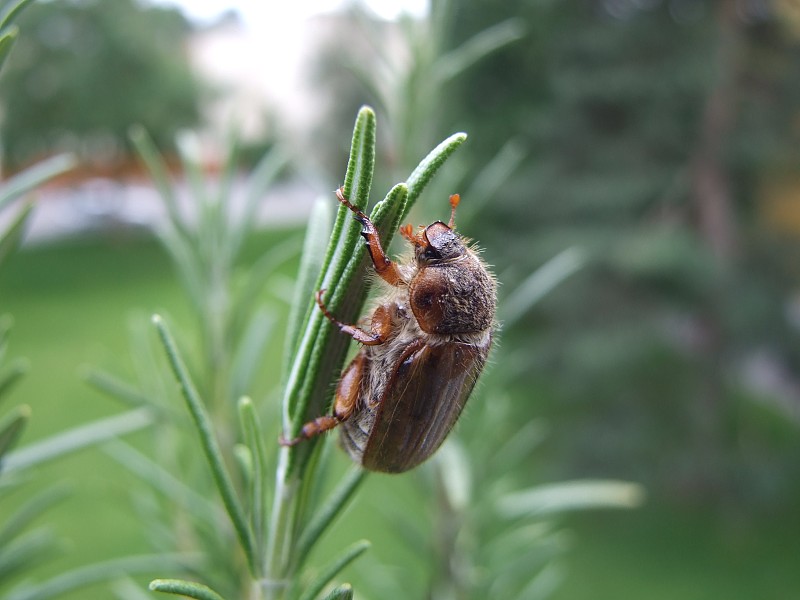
344,335 -> 491,473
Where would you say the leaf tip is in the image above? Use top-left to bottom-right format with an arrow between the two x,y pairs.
356,539 -> 371,550
15,356 -> 30,374
17,403 -> 31,419
357,105 -> 376,120
128,123 -> 146,142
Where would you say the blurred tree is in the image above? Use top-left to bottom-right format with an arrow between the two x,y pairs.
0,0 -> 202,170
306,3 -> 525,222
438,0 -> 800,507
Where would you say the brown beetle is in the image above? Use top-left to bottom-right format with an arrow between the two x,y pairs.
282,188 -> 496,473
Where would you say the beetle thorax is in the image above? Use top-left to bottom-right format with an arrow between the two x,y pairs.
409,252 -> 496,335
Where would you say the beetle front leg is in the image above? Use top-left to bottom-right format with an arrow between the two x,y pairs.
335,188 -> 403,286
280,352 -> 365,446
316,290 -> 392,346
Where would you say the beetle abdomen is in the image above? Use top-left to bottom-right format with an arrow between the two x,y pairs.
344,336 -> 490,473
340,406 -> 375,462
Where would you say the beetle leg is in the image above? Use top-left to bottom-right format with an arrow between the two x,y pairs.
279,352 -> 365,446
279,415 -> 340,446
316,290 -> 392,346
335,187 -> 403,286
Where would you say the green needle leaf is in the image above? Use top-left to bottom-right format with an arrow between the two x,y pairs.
238,396 -> 269,558
82,367 -> 158,411
319,585 -> 353,600
0,529 -> 59,584
152,314 -> 258,576
5,555 -> 194,600
295,467 -> 366,569
0,154 -> 76,211
280,107 -> 377,446
405,132 -> 467,209
0,28 -> 18,74
0,201 -> 32,270
298,540 -> 370,600
289,126 -> 468,439
0,403 -> 29,462
433,18 -> 526,84
0,484 -> 69,548
149,579 -> 227,600
2,407 -> 153,473
497,480 -> 646,518
342,105 -> 376,209
500,248 -> 586,327
367,182 -> 409,253
104,441 -> 220,527
312,107 -> 375,303
0,0 -> 37,32
129,126 -> 189,241
283,197 -> 334,380
234,146 -> 291,255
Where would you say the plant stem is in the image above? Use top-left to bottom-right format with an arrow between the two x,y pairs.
263,447 -> 296,600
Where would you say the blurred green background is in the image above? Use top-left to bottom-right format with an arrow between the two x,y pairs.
3,0 -> 800,598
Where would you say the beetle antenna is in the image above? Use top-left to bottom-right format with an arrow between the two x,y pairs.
448,194 -> 460,229
400,223 -> 424,246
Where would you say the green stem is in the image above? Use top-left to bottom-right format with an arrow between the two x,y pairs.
263,447 -> 297,600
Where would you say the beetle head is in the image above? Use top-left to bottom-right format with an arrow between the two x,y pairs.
419,222 -> 466,263
400,194 -> 466,265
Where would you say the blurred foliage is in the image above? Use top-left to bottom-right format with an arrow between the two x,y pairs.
310,0 -> 800,508
85,131 -> 296,600
0,0 -> 202,170
307,10 -> 647,599
434,0 -> 800,506
92,110 -> 517,600
0,4 -> 161,598
307,3 -> 523,191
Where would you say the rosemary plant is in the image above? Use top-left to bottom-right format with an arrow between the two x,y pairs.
265,108 -> 466,600
87,126 -> 294,599
89,107 -> 468,600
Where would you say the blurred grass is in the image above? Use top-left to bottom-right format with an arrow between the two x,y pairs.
2,231 -> 800,599
553,506 -> 800,600
0,233 -> 186,596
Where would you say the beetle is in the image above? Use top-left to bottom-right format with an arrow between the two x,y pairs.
281,188 -> 496,473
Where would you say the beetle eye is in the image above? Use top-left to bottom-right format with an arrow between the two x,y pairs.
419,247 -> 442,262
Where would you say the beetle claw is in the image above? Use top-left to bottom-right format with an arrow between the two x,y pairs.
278,434 -> 300,447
